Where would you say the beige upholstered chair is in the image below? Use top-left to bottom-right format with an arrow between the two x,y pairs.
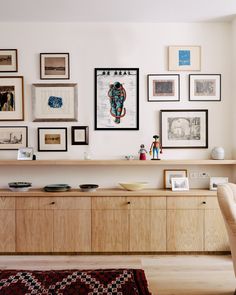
217,183 -> 236,294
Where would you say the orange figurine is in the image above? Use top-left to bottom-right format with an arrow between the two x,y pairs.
149,135 -> 162,160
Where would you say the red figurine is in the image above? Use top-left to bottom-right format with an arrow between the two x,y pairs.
139,144 -> 148,160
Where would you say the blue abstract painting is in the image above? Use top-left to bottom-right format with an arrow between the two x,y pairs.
179,50 -> 190,66
48,96 -> 63,108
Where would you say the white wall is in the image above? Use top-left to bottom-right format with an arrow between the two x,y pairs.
0,22 -> 233,188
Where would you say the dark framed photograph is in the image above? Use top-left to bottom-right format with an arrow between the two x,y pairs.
38,127 -> 67,152
189,74 -> 221,101
71,126 -> 89,145
0,49 -> 18,72
40,53 -> 70,80
32,83 -> 77,122
95,68 -> 139,130
160,109 -> 208,148
0,76 -> 24,121
147,74 -> 180,102
0,126 -> 27,150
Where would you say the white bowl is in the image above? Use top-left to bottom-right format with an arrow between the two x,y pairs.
119,182 -> 148,191
9,187 -> 31,192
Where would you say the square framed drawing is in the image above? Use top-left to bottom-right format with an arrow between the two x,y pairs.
189,74 -> 221,101
40,53 -> 70,80
163,169 -> 187,189
0,49 -> 18,72
0,126 -> 27,150
160,109 -> 208,148
168,46 -> 201,71
17,147 -> 34,160
171,177 -> 189,191
38,127 -> 67,152
32,83 -> 77,122
71,126 -> 89,145
95,68 -> 139,130
0,76 -> 24,121
147,74 -> 180,102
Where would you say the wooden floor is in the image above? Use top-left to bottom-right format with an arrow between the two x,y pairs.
0,255 -> 235,295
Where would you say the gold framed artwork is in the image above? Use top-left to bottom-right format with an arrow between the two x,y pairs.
164,169 -> 188,189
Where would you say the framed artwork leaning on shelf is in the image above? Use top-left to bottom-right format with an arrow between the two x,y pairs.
160,109 -> 208,149
147,74 -> 180,102
17,147 -> 34,160
0,49 -> 18,72
38,127 -> 67,152
164,169 -> 188,189
171,177 -> 189,191
0,126 -> 28,150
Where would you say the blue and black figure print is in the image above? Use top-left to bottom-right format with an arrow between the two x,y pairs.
108,82 -> 126,124
48,96 -> 63,108
179,50 -> 190,66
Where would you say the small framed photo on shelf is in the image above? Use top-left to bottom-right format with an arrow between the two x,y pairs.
147,74 -> 180,102
189,74 -> 221,101
171,177 -> 189,191
0,76 -> 24,121
160,109 -> 208,149
0,126 -> 27,150
164,169 -> 188,189
0,49 -> 18,72
209,177 -> 228,191
168,46 -> 201,71
71,126 -> 89,145
17,147 -> 34,160
32,83 -> 77,122
40,53 -> 70,80
38,127 -> 67,152
95,68 -> 139,130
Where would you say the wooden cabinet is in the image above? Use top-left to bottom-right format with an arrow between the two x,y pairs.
0,197 -> 15,252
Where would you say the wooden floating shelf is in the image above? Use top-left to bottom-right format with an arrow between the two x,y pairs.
0,159 -> 235,166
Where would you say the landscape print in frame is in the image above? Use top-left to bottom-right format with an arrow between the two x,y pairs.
0,126 -> 27,150
95,68 -> 139,130
160,109 -> 208,148
0,49 -> 18,72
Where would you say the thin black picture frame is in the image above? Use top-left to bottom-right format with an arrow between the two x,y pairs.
95,68 -> 139,130
71,126 -> 89,145
38,127 -> 67,152
0,49 -> 18,73
0,126 -> 28,150
160,109 -> 208,149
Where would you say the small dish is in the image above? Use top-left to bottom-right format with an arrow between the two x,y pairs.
8,182 -> 32,188
9,187 -> 31,192
119,182 -> 148,191
79,184 -> 99,192
44,184 -> 71,192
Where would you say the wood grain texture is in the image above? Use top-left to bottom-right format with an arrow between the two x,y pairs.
167,209 -> 204,251
54,210 -> 91,252
16,210 -> 53,252
167,196 -> 206,209
92,210 -> 129,252
0,197 -> 15,209
0,210 -> 15,252
16,197 -> 39,209
39,197 -> 91,210
127,197 -> 150,209
92,197 -> 128,209
150,210 -> 167,251
205,209 -> 230,251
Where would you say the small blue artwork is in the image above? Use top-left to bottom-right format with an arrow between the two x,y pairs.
179,50 -> 191,66
48,96 -> 63,108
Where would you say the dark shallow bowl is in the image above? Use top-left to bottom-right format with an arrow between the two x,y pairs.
44,184 -> 71,192
8,182 -> 32,188
79,184 -> 99,192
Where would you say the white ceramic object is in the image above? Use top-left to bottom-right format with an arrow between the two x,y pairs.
9,187 -> 31,192
119,182 -> 148,191
211,147 -> 225,160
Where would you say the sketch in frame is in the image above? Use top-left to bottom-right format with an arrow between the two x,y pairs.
171,177 -> 189,191
0,49 -> 18,72
209,177 -> 228,191
164,169 -> 187,189
0,76 -> 24,121
40,53 -> 70,80
147,74 -> 180,102
0,126 -> 27,150
160,109 -> 208,148
189,74 -> 221,101
168,46 -> 201,71
71,126 -> 89,145
17,147 -> 34,160
38,127 -> 67,152
32,83 -> 77,122
95,68 -> 139,130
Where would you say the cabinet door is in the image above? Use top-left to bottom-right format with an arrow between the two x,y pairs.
54,210 -> 91,252
92,210 -> 129,252
16,210 -> 53,252
205,209 -> 229,251
0,210 -> 15,252
167,209 -> 204,251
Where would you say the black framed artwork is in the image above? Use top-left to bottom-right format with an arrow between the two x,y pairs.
71,126 -> 89,145
38,127 -> 67,152
0,126 -> 27,150
95,68 -> 139,130
160,109 -> 208,149
0,49 -> 18,72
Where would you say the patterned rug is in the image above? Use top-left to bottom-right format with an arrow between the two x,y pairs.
0,268 -> 151,294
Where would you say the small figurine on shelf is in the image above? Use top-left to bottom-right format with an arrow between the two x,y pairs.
138,144 -> 148,160
149,135 -> 162,160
